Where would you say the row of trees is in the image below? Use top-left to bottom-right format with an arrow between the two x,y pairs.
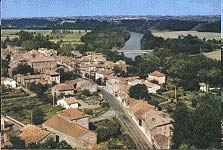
141,30 -> 220,54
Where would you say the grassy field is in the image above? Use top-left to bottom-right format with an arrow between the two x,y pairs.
151,30 -> 220,40
1,29 -> 91,45
203,50 -> 221,60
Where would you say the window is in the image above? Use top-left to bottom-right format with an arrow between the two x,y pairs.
56,135 -> 59,143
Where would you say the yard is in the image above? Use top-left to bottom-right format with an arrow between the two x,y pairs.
2,87 -> 63,124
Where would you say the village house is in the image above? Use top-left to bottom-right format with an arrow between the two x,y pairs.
16,74 -> 44,85
143,80 -> 161,93
65,78 -> 97,93
19,124 -> 51,147
95,70 -> 113,81
142,111 -> 172,149
51,83 -> 74,96
42,108 -> 97,149
123,76 -> 142,86
57,97 -> 80,109
116,85 -> 131,103
147,71 -> 166,85
123,97 -> 140,109
43,70 -> 60,84
1,77 -> 17,88
28,57 -> 57,73
105,76 -> 126,94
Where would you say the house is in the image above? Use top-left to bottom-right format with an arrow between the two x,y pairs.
51,83 -> 74,96
43,70 -> 60,84
199,83 -> 207,92
1,77 -> 17,88
16,74 -> 43,85
57,97 -> 80,109
28,57 -> 57,73
42,109 -> 97,149
143,111 -> 172,149
116,85 -> 131,102
143,80 -> 161,93
105,77 -> 126,94
147,71 -> 166,84
123,97 -> 140,109
95,70 -> 113,81
65,78 -> 97,93
123,76 -> 142,86
19,124 -> 50,147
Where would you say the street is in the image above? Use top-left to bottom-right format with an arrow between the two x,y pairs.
98,87 -> 153,150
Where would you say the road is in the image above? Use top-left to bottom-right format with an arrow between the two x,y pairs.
98,87 -> 153,150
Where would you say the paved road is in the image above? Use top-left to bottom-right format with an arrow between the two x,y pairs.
98,87 -> 153,150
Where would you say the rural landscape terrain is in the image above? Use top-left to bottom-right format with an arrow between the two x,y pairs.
1,1 -> 222,150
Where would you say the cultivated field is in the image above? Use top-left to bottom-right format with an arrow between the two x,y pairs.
203,50 -> 221,60
1,29 -> 91,45
151,30 -> 220,40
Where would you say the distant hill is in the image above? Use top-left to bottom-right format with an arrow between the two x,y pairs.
192,21 -> 220,33
1,16 -> 220,33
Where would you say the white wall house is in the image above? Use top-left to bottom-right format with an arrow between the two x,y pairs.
147,71 -> 166,85
1,77 -> 17,88
199,83 -> 207,92
143,81 -> 161,93
57,97 -> 79,109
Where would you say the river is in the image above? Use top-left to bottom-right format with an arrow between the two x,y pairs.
119,32 -> 143,59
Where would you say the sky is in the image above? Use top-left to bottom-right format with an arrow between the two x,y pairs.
1,0 -> 221,18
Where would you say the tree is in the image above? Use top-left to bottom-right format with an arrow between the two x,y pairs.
8,136 -> 25,149
22,40 -> 37,50
57,43 -> 73,56
29,83 -> 48,98
32,107 -> 45,125
12,63 -> 35,75
128,84 -> 151,101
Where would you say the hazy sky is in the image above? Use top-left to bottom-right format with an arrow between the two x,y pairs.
1,0 -> 221,18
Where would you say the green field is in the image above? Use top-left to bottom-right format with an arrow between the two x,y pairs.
1,29 -> 91,45
203,50 -> 221,60
151,30 -> 220,40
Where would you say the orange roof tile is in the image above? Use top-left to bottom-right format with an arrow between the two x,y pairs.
124,97 -> 139,107
154,134 -> 169,147
53,83 -> 74,91
43,115 -> 95,138
57,108 -> 88,120
19,124 -> 49,146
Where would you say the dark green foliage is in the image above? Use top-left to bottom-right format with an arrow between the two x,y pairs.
82,89 -> 91,96
28,138 -> 72,149
128,84 -> 151,101
1,58 -> 10,76
57,43 -> 73,56
12,63 -> 35,75
29,83 -> 48,98
58,68 -> 80,83
141,31 -> 220,54
172,94 -> 221,149
7,136 -> 25,149
192,21 -> 220,33
167,54 -> 221,89
95,118 -> 121,143
32,107 -> 45,125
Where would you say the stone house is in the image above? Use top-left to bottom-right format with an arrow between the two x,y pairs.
28,58 -> 57,73
43,70 -> 60,84
42,108 -> 97,149
105,77 -> 125,94
143,80 -> 161,93
51,83 -> 74,96
199,82 -> 207,92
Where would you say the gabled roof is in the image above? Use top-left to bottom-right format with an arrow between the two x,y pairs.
57,108 -> 88,121
19,124 -> 49,146
44,70 -> 59,75
65,78 -> 86,85
53,83 -> 74,91
149,71 -> 165,77
124,97 -> 139,107
43,115 -> 95,138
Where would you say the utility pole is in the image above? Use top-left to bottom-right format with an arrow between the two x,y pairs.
174,85 -> 177,100
30,111 -> 32,124
53,92 -> 55,107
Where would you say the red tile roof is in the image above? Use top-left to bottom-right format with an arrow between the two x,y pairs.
19,124 -> 49,146
57,108 -> 88,120
153,134 -> 169,147
64,97 -> 79,105
53,83 -> 74,91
